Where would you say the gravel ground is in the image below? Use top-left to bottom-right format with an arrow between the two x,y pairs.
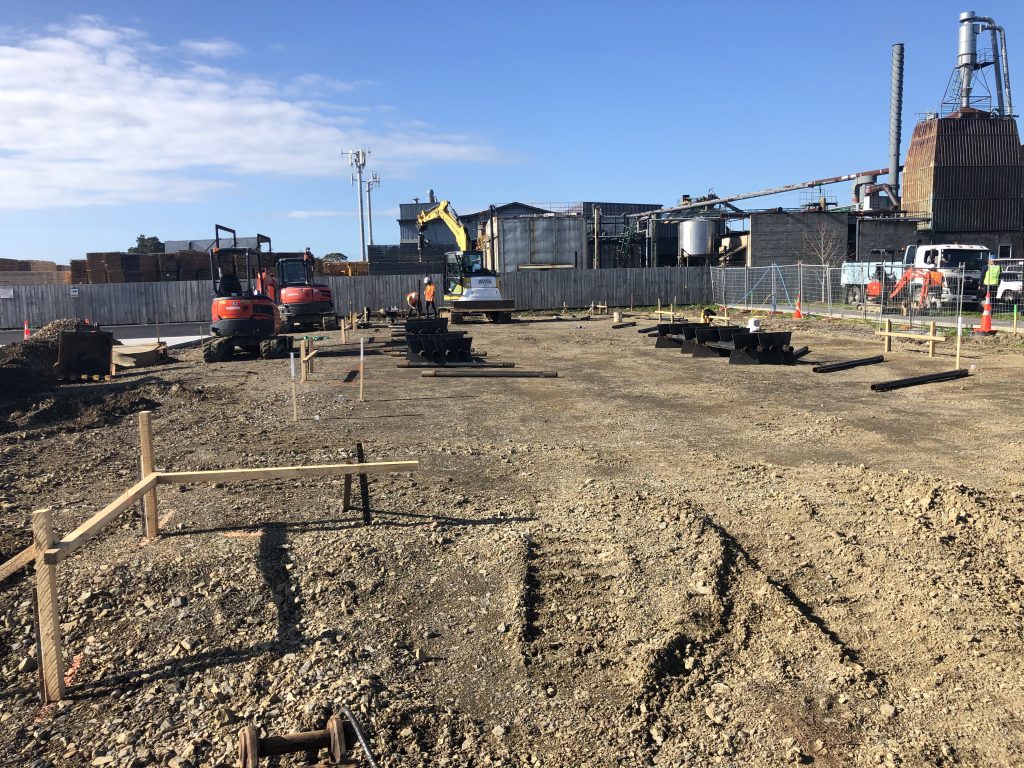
1,312 -> 1023,768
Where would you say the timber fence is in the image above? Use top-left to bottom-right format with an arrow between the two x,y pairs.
0,267 -> 713,329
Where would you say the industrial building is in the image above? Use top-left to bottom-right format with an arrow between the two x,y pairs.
361,10 -> 1019,279
368,194 -> 674,275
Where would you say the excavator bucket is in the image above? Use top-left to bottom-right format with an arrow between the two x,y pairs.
54,327 -> 114,380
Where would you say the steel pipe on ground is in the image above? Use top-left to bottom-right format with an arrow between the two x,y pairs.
870,369 -> 968,392
813,355 -> 885,373
421,370 -> 558,378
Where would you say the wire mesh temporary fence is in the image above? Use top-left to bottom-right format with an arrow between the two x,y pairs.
710,262 -> 1007,331
710,264 -> 827,315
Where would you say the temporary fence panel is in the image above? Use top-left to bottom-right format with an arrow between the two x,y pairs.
0,268 -> 715,329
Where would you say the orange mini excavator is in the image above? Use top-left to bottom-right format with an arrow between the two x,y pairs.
888,266 -> 945,310
203,225 -> 292,362
273,254 -> 339,332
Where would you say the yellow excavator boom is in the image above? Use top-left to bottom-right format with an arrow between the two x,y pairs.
416,200 -> 473,252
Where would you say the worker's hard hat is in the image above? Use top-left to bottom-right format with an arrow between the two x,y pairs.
423,276 -> 432,284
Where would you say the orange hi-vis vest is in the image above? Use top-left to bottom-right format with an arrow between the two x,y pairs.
424,283 -> 436,301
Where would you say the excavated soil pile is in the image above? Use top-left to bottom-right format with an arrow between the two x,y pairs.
0,318 -> 80,398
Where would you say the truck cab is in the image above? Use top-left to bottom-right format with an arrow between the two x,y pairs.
902,244 -> 987,307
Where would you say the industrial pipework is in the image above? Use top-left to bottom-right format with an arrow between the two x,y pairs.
889,43 -> 904,204
957,11 -> 1014,116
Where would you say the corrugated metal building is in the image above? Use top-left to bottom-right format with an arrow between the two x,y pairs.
902,110 -> 1024,258
396,201 -> 550,246
371,197 -> 676,274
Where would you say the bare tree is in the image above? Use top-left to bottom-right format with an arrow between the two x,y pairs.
800,218 -> 848,302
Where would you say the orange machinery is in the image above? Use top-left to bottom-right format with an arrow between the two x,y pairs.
203,225 -> 291,362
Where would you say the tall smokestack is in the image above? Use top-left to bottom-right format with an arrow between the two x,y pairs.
889,42 -> 904,205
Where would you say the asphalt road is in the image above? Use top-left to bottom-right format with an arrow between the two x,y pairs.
0,322 -> 208,346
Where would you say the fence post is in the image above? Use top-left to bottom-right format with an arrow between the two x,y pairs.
138,411 -> 159,538
33,508 -> 65,703
827,267 -> 833,317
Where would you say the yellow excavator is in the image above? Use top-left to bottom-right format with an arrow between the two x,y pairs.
416,200 -> 514,323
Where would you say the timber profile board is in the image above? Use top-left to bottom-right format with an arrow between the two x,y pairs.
37,460 -> 419,566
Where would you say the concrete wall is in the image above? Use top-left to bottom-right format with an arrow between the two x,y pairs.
855,219 -> 920,260
748,211 -> 849,267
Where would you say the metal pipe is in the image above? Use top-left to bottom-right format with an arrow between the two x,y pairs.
628,168 -> 892,218
963,14 -> 1013,116
421,369 -> 558,378
889,43 -> 904,203
870,368 -> 968,392
988,27 -> 1005,114
813,355 -> 885,373
396,361 -> 514,368
998,26 -> 1013,116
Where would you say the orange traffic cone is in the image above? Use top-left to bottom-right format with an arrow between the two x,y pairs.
977,289 -> 995,335
793,293 -> 804,319
22,320 -> 29,339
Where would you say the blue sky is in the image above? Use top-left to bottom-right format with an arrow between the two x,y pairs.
1,1 -> 1021,263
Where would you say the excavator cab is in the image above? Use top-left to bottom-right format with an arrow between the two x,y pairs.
274,253 -> 338,331
444,250 -> 491,297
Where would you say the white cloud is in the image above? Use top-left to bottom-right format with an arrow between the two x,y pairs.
0,17 -> 501,210
179,37 -> 245,58
285,209 -> 355,219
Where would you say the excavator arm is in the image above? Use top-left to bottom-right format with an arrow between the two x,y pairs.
416,200 -> 473,252
890,268 -> 943,307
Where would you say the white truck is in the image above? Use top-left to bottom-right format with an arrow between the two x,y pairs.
995,264 -> 1022,305
841,243 -> 988,309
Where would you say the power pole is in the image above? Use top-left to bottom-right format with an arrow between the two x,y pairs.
366,172 -> 381,246
343,148 -> 369,261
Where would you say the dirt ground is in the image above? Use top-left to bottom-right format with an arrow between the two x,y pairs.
1,312 -> 1023,768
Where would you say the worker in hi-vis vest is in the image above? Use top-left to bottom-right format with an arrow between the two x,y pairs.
984,255 -> 1002,295
406,290 -> 421,317
423,277 -> 437,318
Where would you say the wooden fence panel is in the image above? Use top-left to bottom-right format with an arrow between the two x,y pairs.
1,268 -> 714,329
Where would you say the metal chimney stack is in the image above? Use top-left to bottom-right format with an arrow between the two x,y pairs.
889,43 -> 904,204
958,11 -> 979,109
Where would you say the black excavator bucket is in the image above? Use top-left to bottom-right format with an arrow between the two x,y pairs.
692,325 -> 740,358
54,326 -> 114,379
729,331 -> 799,365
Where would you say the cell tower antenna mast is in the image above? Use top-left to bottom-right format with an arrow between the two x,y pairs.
366,172 -> 381,246
342,148 -> 369,261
